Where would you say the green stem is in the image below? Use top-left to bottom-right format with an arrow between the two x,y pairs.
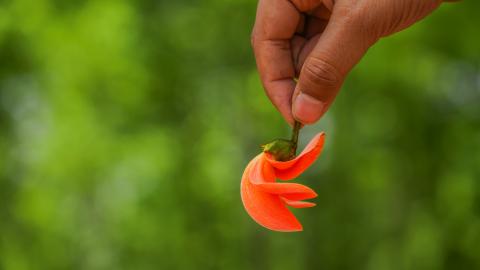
291,121 -> 301,155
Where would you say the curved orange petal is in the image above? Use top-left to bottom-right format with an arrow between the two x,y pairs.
280,191 -> 317,201
257,182 -> 317,199
281,197 -> 316,208
248,154 -> 275,185
264,152 -> 298,170
241,159 -> 303,232
265,132 -> 325,180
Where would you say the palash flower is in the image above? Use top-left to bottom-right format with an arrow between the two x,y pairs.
241,132 -> 325,232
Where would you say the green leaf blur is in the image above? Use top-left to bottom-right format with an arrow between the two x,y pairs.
0,1 -> 479,269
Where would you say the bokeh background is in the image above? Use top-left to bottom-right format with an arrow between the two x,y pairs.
0,0 -> 479,269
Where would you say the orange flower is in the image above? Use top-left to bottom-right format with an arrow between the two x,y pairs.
241,133 -> 326,232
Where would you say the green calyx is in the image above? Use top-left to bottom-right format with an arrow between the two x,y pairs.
261,121 -> 301,161
261,139 -> 296,161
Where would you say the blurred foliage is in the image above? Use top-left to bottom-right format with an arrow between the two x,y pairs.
0,0 -> 479,269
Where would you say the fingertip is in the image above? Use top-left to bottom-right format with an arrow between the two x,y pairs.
292,92 -> 325,124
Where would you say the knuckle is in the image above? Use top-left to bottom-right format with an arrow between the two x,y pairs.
332,4 -> 379,48
302,56 -> 341,91
333,4 -> 358,26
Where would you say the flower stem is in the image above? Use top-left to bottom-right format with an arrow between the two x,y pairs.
291,121 -> 301,156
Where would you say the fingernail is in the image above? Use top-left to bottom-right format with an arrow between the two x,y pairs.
292,92 -> 325,124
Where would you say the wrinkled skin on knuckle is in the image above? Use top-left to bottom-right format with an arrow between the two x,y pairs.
301,56 -> 341,97
352,0 -> 442,38
394,0 -> 441,33
323,1 -> 377,48
335,1 -> 383,45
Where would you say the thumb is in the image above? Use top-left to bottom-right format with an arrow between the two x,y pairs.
292,6 -> 376,124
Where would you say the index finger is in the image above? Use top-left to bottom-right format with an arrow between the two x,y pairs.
251,0 -> 301,124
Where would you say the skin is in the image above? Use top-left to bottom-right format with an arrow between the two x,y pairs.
251,0 -> 459,125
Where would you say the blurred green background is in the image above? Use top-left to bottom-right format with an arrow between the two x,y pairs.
0,0 -> 479,269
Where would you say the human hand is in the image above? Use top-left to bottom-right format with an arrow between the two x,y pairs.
251,0 -> 455,125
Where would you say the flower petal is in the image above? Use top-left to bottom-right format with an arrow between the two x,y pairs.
264,152 -> 298,170
241,159 -> 303,232
256,182 -> 317,199
281,197 -> 316,208
265,132 -> 325,180
280,191 -> 317,201
248,154 -> 275,185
